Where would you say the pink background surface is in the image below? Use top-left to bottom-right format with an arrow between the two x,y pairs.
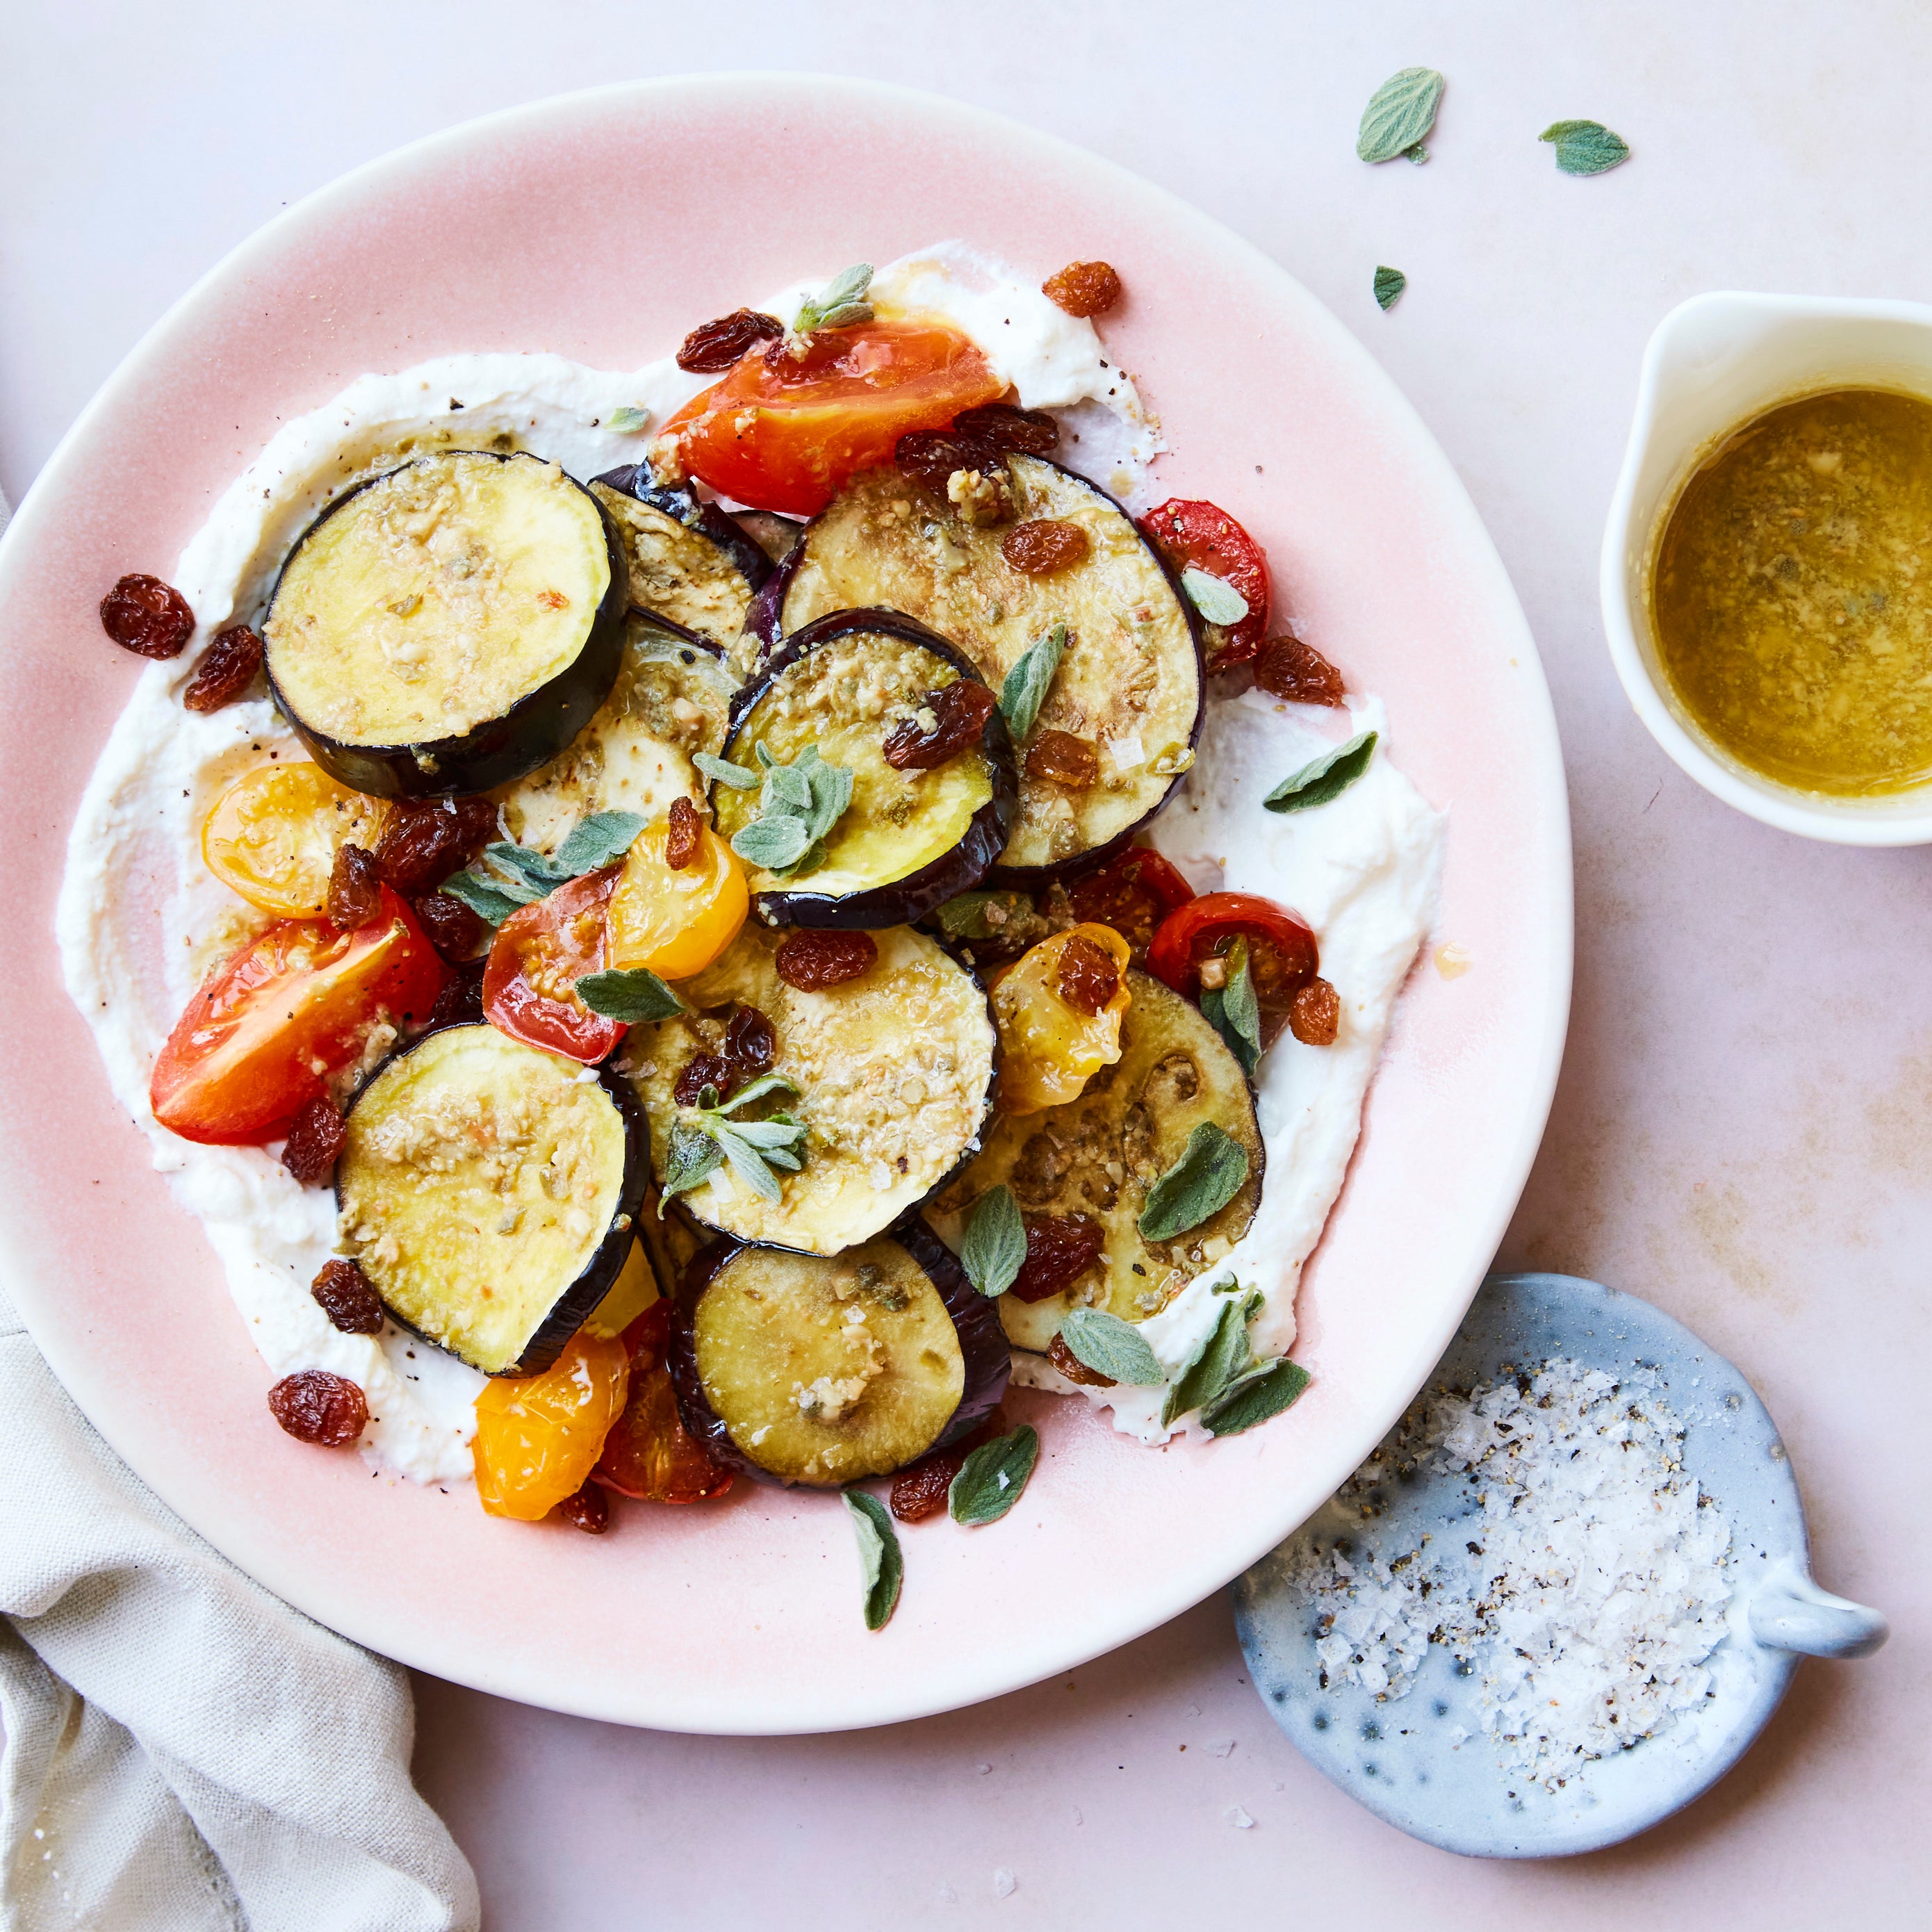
2,2 -> 1926,1924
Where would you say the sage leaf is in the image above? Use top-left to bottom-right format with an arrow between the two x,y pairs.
554,810 -> 646,876
1201,1357 -> 1313,1436
605,405 -> 651,434
436,869 -> 526,927
1373,265 -> 1407,311
1200,937 -> 1262,1076
710,1072 -> 800,1114
1138,1122 -> 1250,1243
481,841 -> 569,895
796,263 -> 876,339
936,890 -> 1033,942
1161,1291 -> 1261,1426
960,1184 -> 1026,1298
1356,66 -> 1446,164
710,1120 -> 785,1201
1181,568 -> 1250,628
659,1120 -> 723,1204
730,812 -> 812,871
1539,119 -> 1630,177
1058,1308 -> 1163,1387
1263,730 -> 1377,812
948,1425 -> 1041,1526
764,762 -> 814,814
844,1489 -> 903,1630
695,751 -> 762,790
575,967 -> 682,1023
801,754 -> 854,842
998,622 -> 1067,744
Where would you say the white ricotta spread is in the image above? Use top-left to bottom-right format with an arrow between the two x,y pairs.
57,242 -> 1441,1482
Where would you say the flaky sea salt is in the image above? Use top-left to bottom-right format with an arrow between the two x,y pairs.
1286,1359 -> 1732,1788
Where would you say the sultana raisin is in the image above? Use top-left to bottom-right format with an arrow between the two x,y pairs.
883,680 -> 998,771
1042,261 -> 1124,319
664,794 -> 703,870
1047,1332 -> 1115,1388
674,1054 -> 736,1107
1001,519 -> 1090,577
895,429 -> 1001,496
374,798 -> 498,896
890,1448 -> 967,1523
1026,730 -> 1099,790
412,890 -> 486,965
182,624 -> 263,711
99,573 -> 195,659
725,1004 -> 776,1076
1010,1213 -> 1106,1303
268,1369 -> 368,1446
311,1258 -> 384,1335
281,1095 -> 347,1186
776,929 -> 877,992
953,404 -> 1060,457
676,309 -> 783,373
327,843 -> 382,931
554,1481 -> 611,1533
427,960 -> 485,1028
1288,976 -> 1341,1047
1254,634 -> 1346,707
1056,932 -> 1120,1015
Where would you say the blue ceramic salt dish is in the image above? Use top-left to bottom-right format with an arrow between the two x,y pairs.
1233,1272 -> 1886,1858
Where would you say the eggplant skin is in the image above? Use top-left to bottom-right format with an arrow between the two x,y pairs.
720,608 -> 1019,931
265,453 -> 630,799
335,1020 -> 651,1377
590,465 -> 771,649
665,1216 -> 1010,1489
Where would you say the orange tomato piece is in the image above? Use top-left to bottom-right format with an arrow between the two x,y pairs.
201,762 -> 388,917
595,1360 -> 734,1505
473,1331 -> 631,1522
660,321 -> 1006,516
606,808 -> 748,981
989,923 -> 1133,1115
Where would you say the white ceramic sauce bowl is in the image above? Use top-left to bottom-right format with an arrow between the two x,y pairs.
1602,290 -> 1932,844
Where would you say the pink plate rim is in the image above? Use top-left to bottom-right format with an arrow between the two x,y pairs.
0,74 -> 1571,1733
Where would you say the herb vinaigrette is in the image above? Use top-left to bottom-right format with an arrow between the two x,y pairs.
1651,387 -> 1932,795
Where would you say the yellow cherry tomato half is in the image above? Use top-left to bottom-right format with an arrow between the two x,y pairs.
990,922 -> 1133,1116
606,805 -> 748,981
472,1331 -> 631,1523
201,761 -> 389,917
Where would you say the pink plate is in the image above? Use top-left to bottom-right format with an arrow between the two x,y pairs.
0,76 -> 1569,1733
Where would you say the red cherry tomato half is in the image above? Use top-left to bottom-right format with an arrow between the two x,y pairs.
150,887 -> 448,1145
482,868 -> 624,1063
1147,891 -> 1318,1051
1139,498 -> 1270,666
1066,846 -> 1197,965
594,1359 -> 735,1504
660,321 -> 1007,517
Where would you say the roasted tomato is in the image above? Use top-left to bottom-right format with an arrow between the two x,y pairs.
660,322 -> 1006,517
149,888 -> 446,1144
1147,891 -> 1318,1050
1067,846 -> 1196,965
1139,498 -> 1270,666
482,868 -> 624,1063
989,923 -> 1133,1115
200,762 -> 389,918
596,1359 -> 735,1504
606,808 -> 748,981
473,1331 -> 631,1522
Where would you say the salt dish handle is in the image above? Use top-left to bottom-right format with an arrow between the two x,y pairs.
1747,1559 -> 1889,1660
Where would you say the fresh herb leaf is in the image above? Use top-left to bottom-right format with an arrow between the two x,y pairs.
436,869 -> 526,927
575,966 -> 683,1023
1539,119 -> 1630,177
1181,568 -> 1250,628
1373,265 -> 1407,311
710,1072 -> 801,1114
764,762 -> 814,814
710,1120 -> 790,1200
1058,1308 -> 1164,1386
605,405 -> 652,434
792,264 -> 876,345
695,751 -> 762,790
670,1076 -> 810,1203
658,1119 -> 723,1204
960,1184 -> 1026,1299
998,622 -> 1067,743
1138,1122 -> 1250,1243
482,840 -> 570,895
948,1425 -> 1041,1525
730,812 -> 813,871
1161,1291 -> 1261,1426
1200,936 -> 1262,1076
801,753 -> 854,841
553,810 -> 646,876
726,746 -> 856,877
1263,729 -> 1378,813
1356,66 -> 1446,164
935,890 -> 1033,942
844,1489 -> 903,1629
1201,1357 -> 1312,1436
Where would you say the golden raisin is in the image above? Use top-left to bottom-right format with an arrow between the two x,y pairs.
1254,635 -> 1346,707
1288,976 -> 1341,1046
776,929 -> 877,992
1047,1332 -> 1115,1388
281,1095 -> 347,1186
1001,519 -> 1091,577
183,624 -> 263,710
1056,933 -> 1120,1015
725,1004 -> 776,1074
413,891 -> 486,965
664,794 -> 703,870
1010,1213 -> 1106,1303
268,1370 -> 368,1447
99,573 -> 195,659
311,1258 -> 384,1335
890,1448 -> 967,1523
883,681 -> 997,770
953,404 -> 1060,456
1026,730 -> 1099,790
327,844 -> 382,931
554,1482 -> 611,1533
676,309 -> 783,373
374,798 -> 497,897
1042,261 -> 1124,319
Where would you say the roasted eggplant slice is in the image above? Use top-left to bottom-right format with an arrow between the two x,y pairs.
492,613 -> 736,853
779,457 -> 1204,883
713,609 -> 1017,928
926,967 -> 1262,1352
628,922 -> 998,1255
336,1022 -> 649,1375
589,465 -> 770,648
666,1220 -> 1008,1487
265,450 -> 627,799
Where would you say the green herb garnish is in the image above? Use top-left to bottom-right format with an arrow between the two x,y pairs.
552,810 -> 648,875
726,745 -> 854,878
935,890 -> 1034,942
1263,730 -> 1377,813
661,1073 -> 808,1205
1356,67 -> 1446,165
575,967 -> 684,1023
1539,120 -> 1630,177
439,810 -> 646,926
845,1489 -> 903,1629
960,1184 -> 1026,1299
605,405 -> 652,434
791,265 -> 875,349
1057,1309 -> 1164,1387
998,621 -> 1067,743
1373,265 -> 1407,312
694,751 -> 762,790
1200,935 -> 1262,1076
1161,1291 -> 1262,1427
1138,1122 -> 1250,1243
948,1425 -> 1041,1525
1201,1357 -> 1313,1436
1181,568 -> 1250,628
